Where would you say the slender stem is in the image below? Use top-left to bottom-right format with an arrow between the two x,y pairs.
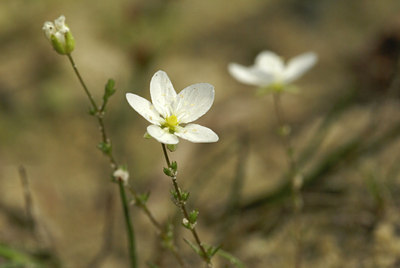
127,186 -> 186,267
66,54 -> 98,110
66,53 -> 136,267
272,92 -> 303,268
272,93 -> 296,171
119,181 -> 138,268
161,144 -> 212,267
67,53 -> 117,169
128,186 -> 162,231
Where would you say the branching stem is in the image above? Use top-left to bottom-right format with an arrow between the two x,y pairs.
66,53 -> 137,268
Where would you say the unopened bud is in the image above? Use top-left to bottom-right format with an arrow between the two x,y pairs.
42,15 -> 75,55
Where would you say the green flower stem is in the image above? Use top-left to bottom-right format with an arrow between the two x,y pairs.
66,54 -> 116,168
161,144 -> 212,267
272,92 -> 303,268
66,53 -> 137,268
119,180 -> 137,267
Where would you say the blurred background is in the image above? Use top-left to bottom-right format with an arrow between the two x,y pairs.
1,0 -> 400,267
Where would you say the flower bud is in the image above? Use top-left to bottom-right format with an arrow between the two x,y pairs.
113,168 -> 129,186
42,15 -> 75,55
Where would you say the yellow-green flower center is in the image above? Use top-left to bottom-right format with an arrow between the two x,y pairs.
163,115 -> 179,134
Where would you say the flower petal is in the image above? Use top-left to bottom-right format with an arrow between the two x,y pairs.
147,125 -> 179,144
126,93 -> 162,125
283,52 -> 317,83
150,70 -> 177,118
175,124 -> 219,143
228,63 -> 274,87
173,83 -> 215,124
255,51 -> 284,75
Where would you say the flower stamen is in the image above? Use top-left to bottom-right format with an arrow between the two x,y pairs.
163,115 -> 179,134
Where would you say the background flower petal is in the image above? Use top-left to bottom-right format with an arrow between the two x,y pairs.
173,83 -> 215,123
147,125 -> 179,144
150,70 -> 177,118
283,52 -> 317,83
126,93 -> 162,125
228,63 -> 274,87
175,124 -> 219,143
255,51 -> 284,75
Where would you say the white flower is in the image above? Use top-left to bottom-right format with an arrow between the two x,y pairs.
126,70 -> 219,145
228,51 -> 317,91
113,168 -> 129,185
42,15 -> 74,55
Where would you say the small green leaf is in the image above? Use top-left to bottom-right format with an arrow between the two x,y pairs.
136,192 -> 150,205
88,107 -> 97,116
163,167 -> 173,177
97,141 -> 112,154
170,189 -> 178,201
206,244 -> 221,258
101,79 -> 116,111
170,161 -> 178,172
180,191 -> 190,202
104,79 -> 116,97
189,210 -> 199,224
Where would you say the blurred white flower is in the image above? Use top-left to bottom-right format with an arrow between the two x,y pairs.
113,168 -> 129,185
228,51 -> 317,92
42,15 -> 75,55
126,70 -> 219,145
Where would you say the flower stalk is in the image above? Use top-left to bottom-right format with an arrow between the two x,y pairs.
272,92 -> 303,268
65,52 -> 137,268
161,144 -> 212,267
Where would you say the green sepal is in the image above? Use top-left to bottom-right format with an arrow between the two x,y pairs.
143,132 -> 152,139
50,34 -> 66,55
64,31 -> 75,54
167,144 -> 178,152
